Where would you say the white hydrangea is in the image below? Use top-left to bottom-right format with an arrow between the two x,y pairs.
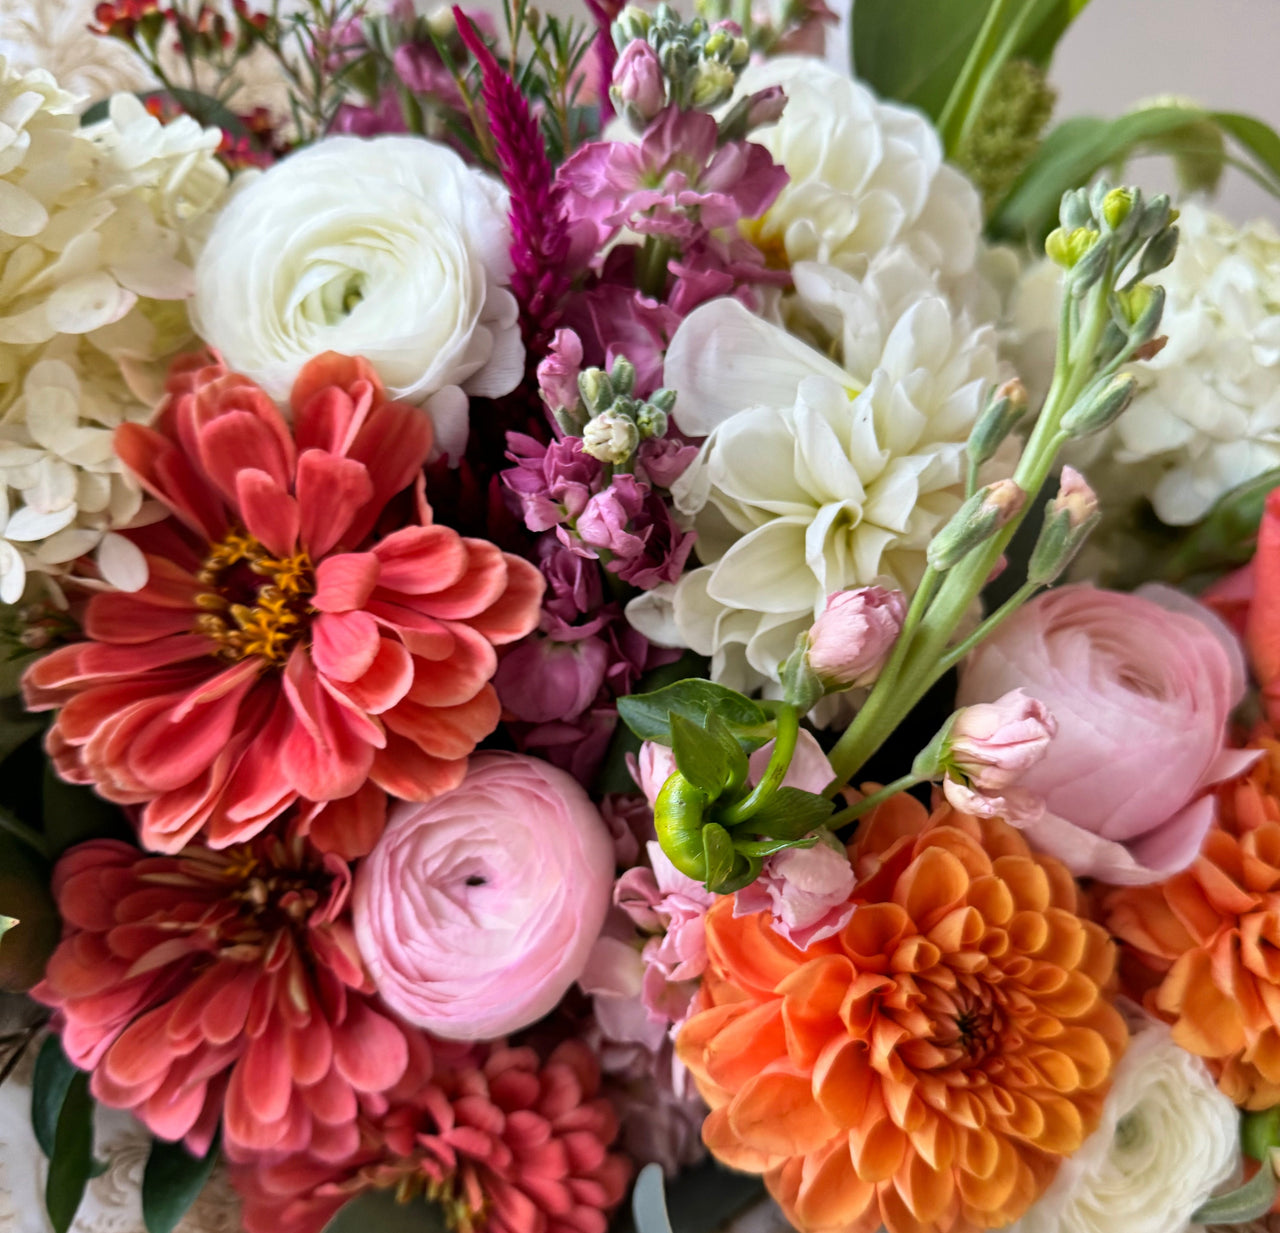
732,56 -> 984,285
0,60 -> 228,603
628,250 -> 997,694
1008,1012 -> 1239,1233
1006,204 -> 1280,526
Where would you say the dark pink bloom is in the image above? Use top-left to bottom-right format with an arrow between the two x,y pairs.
330,91 -> 407,136
23,353 -> 544,857
576,476 -> 647,558
557,107 -> 788,243
493,634 -> 610,724
503,433 -> 604,533
636,437 -> 698,489
565,284 -> 681,397
33,835 -> 418,1161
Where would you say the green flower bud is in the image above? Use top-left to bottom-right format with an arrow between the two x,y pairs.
609,355 -> 637,396
967,378 -> 1029,469
1061,372 -> 1139,437
1102,187 -> 1135,230
1045,225 -> 1101,269
927,479 -> 1027,572
1028,465 -> 1100,584
635,403 -> 669,440
649,387 -> 678,414
1059,187 -> 1092,230
577,367 -> 614,415
612,5 -> 652,47
1138,224 -> 1179,278
691,59 -> 737,108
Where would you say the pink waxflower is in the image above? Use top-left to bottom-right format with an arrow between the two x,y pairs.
557,107 -> 788,244
33,834 -> 414,1161
959,583 -> 1259,883
353,753 -> 615,1041
22,353 -> 544,858
807,585 -> 907,690
536,328 -> 584,414
940,688 -> 1058,824
733,839 -> 855,951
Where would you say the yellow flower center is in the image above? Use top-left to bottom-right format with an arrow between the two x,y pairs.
739,212 -> 791,271
193,529 -> 314,664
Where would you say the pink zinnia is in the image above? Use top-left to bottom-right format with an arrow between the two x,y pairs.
233,1040 -> 630,1233
23,352 -> 543,857
33,834 -> 420,1161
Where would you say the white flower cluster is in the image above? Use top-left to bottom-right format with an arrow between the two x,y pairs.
0,61 -> 228,603
1007,204 -> 1280,526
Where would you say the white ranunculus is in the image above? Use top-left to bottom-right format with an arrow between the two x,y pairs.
628,251 -> 996,695
192,135 -> 524,462
1008,1013 -> 1239,1233
732,57 -> 983,284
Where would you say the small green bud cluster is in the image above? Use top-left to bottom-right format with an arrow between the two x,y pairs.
559,355 -> 677,468
927,479 -> 1028,572
612,3 -> 750,115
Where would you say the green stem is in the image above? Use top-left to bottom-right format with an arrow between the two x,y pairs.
636,236 -> 673,299
936,0 -> 1014,156
0,807 -> 49,861
826,773 -> 924,829
720,704 -> 799,825
934,579 -> 1040,678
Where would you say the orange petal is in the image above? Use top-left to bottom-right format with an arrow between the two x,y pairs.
728,1067 -> 838,1157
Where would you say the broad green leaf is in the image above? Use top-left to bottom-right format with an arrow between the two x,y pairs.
32,1035 -> 78,1159
701,823 -> 737,891
670,712 -> 733,797
1243,1106 -> 1280,1162
1191,1160 -> 1278,1224
320,1188 -> 448,1233
703,710 -> 750,792
143,1132 -> 221,1233
742,788 -> 835,841
1163,467 -> 1280,582
45,1070 -> 95,1233
616,681 -> 772,752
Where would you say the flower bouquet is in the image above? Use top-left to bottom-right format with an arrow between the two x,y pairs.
4,2 -> 1280,1233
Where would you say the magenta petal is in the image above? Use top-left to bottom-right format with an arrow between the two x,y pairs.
312,611 -> 380,683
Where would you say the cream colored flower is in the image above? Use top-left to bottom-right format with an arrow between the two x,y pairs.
1008,1012 -> 1239,1233
192,135 -> 523,463
0,58 -> 227,601
628,251 -> 996,694
733,56 -> 984,283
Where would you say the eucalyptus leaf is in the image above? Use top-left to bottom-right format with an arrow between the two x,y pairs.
143,1132 -> 221,1233
632,1164 -> 673,1233
32,1035 -> 77,1159
616,681 -> 772,752
1191,1161 -> 1279,1225
320,1187 -> 449,1233
45,1070 -> 95,1233
742,788 -> 835,841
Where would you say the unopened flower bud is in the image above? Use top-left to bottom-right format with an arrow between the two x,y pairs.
1128,283 -> 1166,345
967,378 -> 1029,468
536,328 -> 583,413
582,411 -> 640,465
611,40 -> 667,126
1138,223 -> 1179,277
1101,186 -> 1135,229
609,355 -> 637,395
577,367 -> 614,415
805,586 -> 906,691
1060,372 -> 1139,437
746,84 -> 786,127
1045,225 -> 1100,269
927,479 -> 1027,572
1028,465 -> 1100,584
612,5 -> 651,46
690,59 -> 736,108
635,403 -> 669,440
1059,187 -> 1091,230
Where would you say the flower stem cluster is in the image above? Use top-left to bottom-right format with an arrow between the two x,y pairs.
824,183 -> 1176,792
560,357 -> 679,470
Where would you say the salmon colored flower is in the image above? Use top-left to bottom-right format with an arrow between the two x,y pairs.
1105,729 -> 1280,1109
22,352 -> 543,857
678,794 -> 1128,1233
32,834 -> 418,1161
232,1040 -> 631,1233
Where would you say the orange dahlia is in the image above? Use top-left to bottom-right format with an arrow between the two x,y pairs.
677,795 -> 1127,1233
1105,730 -> 1280,1108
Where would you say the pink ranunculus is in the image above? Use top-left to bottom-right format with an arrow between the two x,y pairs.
807,586 -> 907,690
732,838 -> 856,951
941,688 -> 1057,824
958,583 -> 1259,884
352,752 -> 614,1040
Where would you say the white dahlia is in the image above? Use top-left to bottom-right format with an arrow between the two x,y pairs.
628,251 -> 997,693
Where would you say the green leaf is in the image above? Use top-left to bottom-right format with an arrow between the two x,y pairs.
1163,466 -> 1280,582
732,836 -> 819,859
81,89 -> 247,135
45,1070 -> 95,1233
0,693 -> 44,766
142,1132 -> 221,1233
669,713 -> 747,798
626,1160 -> 765,1233
741,788 -> 835,841
1191,1160 -> 1279,1224
701,823 -> 737,892
42,764 -> 130,857
32,1035 -> 77,1159
320,1188 -> 448,1233
703,710 -> 750,792
1242,1106 -> 1280,1163
616,681 -> 772,752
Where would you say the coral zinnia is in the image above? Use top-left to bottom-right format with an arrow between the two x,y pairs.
32,834 -> 415,1160
1105,729 -> 1280,1109
677,795 -> 1127,1233
232,1039 -> 631,1233
22,351 -> 543,857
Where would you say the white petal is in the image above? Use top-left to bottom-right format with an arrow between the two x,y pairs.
36,527 -> 101,563
4,502 -> 76,540
96,531 -> 147,591
0,541 -> 26,604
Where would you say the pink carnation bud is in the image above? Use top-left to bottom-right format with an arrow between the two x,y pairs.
1054,465 -> 1099,528
941,689 -> 1057,824
806,586 -> 906,690
610,41 -> 666,123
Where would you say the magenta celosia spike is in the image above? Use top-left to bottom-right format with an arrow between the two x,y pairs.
453,7 -> 571,356
584,0 -> 620,123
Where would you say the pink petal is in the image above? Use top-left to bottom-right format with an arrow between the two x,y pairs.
197,409 -> 295,510
114,423 -> 226,543
296,451 -> 374,558
331,1001 -> 407,1093
312,611 -> 380,683
331,637 -> 414,714
236,469 -> 300,558
411,538 -> 508,620
312,553 -> 380,614
371,526 -> 467,594
464,554 -> 545,645
280,648 -> 378,801
404,624 -> 496,707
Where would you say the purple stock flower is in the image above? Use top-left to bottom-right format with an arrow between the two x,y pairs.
576,476 -> 696,589
637,437 -> 698,489
493,634 -> 611,724
538,537 -> 604,629
502,432 -> 604,531
330,90 -> 408,135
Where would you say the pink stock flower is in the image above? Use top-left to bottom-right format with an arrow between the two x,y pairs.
22,353 -> 543,859
941,688 -> 1058,824
609,40 -> 666,122
806,585 -> 906,690
330,91 -> 408,136
33,834 -> 415,1161
503,433 -> 604,532
535,328 -> 584,414
233,1040 -> 630,1233
493,634 -> 610,724
732,839 -> 855,951
959,583 -> 1258,884
636,436 -> 698,489
575,475 -> 696,590
557,107 -> 787,244
353,753 -> 615,1041
565,282 -> 680,398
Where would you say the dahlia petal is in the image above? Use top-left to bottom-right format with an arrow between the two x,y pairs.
727,1068 -> 838,1156
371,526 -> 468,595
382,687 -> 501,760
464,554 -> 545,645
312,611 -> 381,683
368,731 -> 468,801
312,553 -> 380,614
410,538 -> 508,619
296,451 -> 374,559
236,468 -> 301,559
791,1138 -> 875,1232
850,1113 -> 907,1182
331,1001 -> 407,1093
701,1001 -> 787,1093
139,1077 -> 211,1144
812,1036 -> 873,1130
